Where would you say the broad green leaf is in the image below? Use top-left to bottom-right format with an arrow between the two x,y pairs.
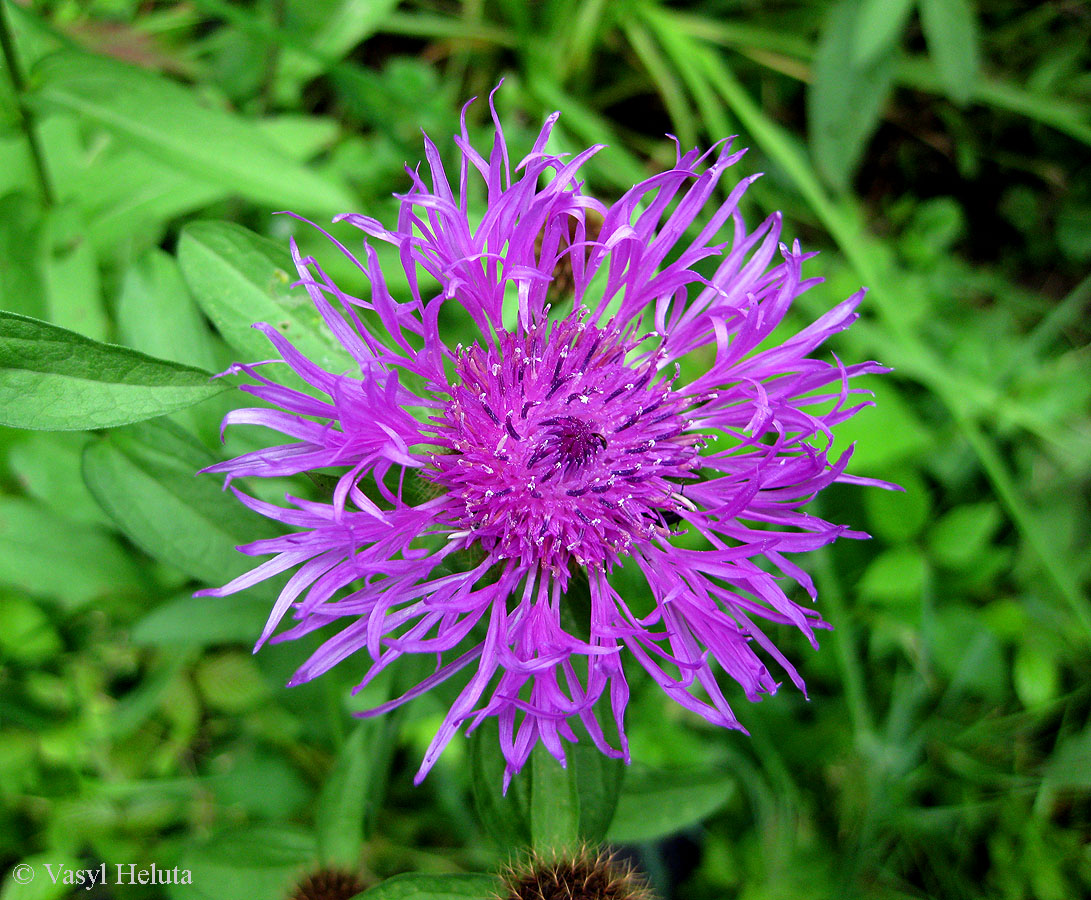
469,720 -> 532,851
131,593 -> 271,647
607,768 -> 735,843
0,594 -> 62,664
0,193 -> 47,320
865,468 -> 931,542
0,497 -> 142,608
919,0 -> 980,105
173,824 -> 315,900
316,719 -> 397,866
1013,645 -> 1060,709
205,750 -> 308,818
82,420 -> 267,584
808,0 -> 897,191
926,502 -> 1002,570
0,311 -> 223,430
853,0 -> 916,66
531,745 -> 580,852
7,432 -> 107,526
178,221 -> 355,373
76,149 -> 226,256
858,546 -> 926,606
828,377 -> 931,473
357,873 -> 501,900
43,207 -> 108,341
117,250 -> 218,371
29,51 -> 355,215
75,116 -> 340,255
195,652 -> 269,713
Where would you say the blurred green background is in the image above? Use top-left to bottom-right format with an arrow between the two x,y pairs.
1,1 -> 1089,898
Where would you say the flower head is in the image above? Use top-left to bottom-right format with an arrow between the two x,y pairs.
498,846 -> 651,900
201,87 -> 890,786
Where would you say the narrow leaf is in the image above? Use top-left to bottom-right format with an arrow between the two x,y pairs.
468,721 -> 532,851
29,51 -> 355,214
316,719 -> 398,867
853,0 -> 916,66
808,0 -> 897,191
0,311 -> 223,431
531,746 -> 580,853
919,0 -> 981,105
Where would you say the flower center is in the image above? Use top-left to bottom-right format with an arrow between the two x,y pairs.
534,416 -> 607,473
430,314 -> 701,570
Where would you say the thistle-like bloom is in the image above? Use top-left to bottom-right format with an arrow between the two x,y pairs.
201,90 -> 889,786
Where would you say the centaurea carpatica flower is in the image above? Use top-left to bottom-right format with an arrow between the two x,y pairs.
201,88 -> 890,786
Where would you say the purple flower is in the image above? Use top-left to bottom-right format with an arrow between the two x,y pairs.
200,89 -> 890,786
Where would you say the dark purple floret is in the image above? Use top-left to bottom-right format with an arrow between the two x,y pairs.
199,86 -> 894,787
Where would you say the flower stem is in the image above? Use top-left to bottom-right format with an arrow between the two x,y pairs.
0,0 -> 54,206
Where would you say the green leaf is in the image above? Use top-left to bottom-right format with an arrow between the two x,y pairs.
178,221 -> 354,373
194,652 -> 269,713
468,720 -> 532,851
316,719 -> 398,867
205,750 -> 309,819
173,824 -> 315,900
808,0 -> 898,191
43,207 -> 108,341
1043,725 -> 1091,791
858,546 -> 926,606
865,467 -> 931,542
0,193 -> 47,320
30,51 -> 355,214
570,734 -> 625,844
8,432 -> 107,526
853,0 -> 916,65
1013,645 -> 1059,709
278,0 -> 402,98
926,605 -> 1005,700
82,420 -> 267,584
531,745 -> 580,852
0,497 -> 142,608
131,593 -> 271,647
926,502 -> 1002,570
919,0 -> 980,105
117,250 -> 218,371
357,873 -> 501,900
607,768 -> 735,843
0,594 -> 62,664
828,377 -> 932,473
0,311 -> 224,431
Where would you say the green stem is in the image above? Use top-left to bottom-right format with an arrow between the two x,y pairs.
0,0 -> 54,206
813,546 -> 876,740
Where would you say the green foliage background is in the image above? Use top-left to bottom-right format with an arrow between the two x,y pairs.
1,1 -> 1089,898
